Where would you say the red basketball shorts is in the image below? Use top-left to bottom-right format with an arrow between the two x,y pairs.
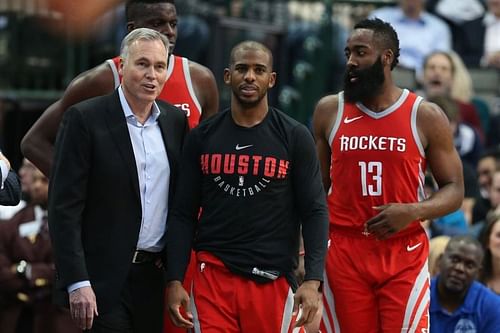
321,227 -> 430,333
190,251 -> 300,333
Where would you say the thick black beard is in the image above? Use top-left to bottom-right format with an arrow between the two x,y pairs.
343,57 -> 385,103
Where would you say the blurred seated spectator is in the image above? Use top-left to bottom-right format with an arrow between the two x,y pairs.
429,235 -> 450,277
0,168 -> 79,333
448,51 -> 493,139
369,0 -> 451,73
427,0 -> 486,67
489,168 -> 500,214
421,51 -> 484,141
0,152 -> 21,208
482,0 -> 500,69
473,148 -> 500,224
428,95 -> 483,168
423,169 -> 472,236
479,211 -> 500,294
0,159 -> 36,221
430,235 -> 500,332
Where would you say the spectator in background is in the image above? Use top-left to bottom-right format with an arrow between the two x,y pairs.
421,51 -> 484,142
489,169 -> 500,214
369,0 -> 451,72
473,148 -> 500,224
430,235 -> 500,332
0,152 -> 21,207
480,211 -> 500,294
0,167 -> 79,333
428,95 -> 483,167
426,0 -> 486,67
429,235 -> 451,277
0,159 -> 36,221
429,96 -> 482,229
482,0 -> 500,69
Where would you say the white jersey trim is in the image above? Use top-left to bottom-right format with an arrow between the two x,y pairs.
356,89 -> 410,119
166,54 -> 175,81
281,288 -> 295,333
182,57 -> 202,116
322,269 -> 341,333
328,92 -> 345,147
401,260 -> 430,333
410,95 -> 426,158
106,59 -> 120,89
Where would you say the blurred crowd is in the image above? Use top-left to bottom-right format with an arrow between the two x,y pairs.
0,0 -> 500,332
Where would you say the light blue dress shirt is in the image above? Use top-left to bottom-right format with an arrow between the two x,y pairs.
68,87 -> 170,293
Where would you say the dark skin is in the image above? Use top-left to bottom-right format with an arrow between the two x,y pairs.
21,2 -> 219,176
167,45 -> 321,329
312,28 -> 464,240
436,241 -> 483,313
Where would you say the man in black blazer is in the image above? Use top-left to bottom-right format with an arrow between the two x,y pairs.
0,152 -> 21,206
48,28 -> 188,332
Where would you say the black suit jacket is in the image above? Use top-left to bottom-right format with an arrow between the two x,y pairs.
48,90 -> 188,312
0,170 -> 21,206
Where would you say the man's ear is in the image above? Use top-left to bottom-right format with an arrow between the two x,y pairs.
119,58 -> 124,76
223,68 -> 231,85
126,22 -> 135,33
383,49 -> 394,67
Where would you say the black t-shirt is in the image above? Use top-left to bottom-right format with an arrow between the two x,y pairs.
166,108 -> 328,286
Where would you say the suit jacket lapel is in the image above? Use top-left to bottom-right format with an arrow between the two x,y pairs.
157,108 -> 177,202
104,91 -> 140,201
158,109 -> 175,163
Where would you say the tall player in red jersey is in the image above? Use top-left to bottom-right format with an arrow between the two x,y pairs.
21,0 -> 218,177
313,18 -> 464,333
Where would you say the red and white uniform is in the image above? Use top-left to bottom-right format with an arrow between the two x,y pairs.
321,90 -> 430,333
107,54 -> 202,129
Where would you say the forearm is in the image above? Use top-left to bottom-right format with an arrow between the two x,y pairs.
166,217 -> 195,282
20,134 -> 54,177
413,182 -> 464,221
302,208 -> 329,282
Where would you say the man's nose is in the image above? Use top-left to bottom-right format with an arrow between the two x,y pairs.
244,69 -> 256,81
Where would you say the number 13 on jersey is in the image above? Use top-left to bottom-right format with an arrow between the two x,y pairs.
358,161 -> 382,196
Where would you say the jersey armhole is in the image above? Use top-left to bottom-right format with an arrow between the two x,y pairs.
328,92 -> 344,147
106,59 -> 120,89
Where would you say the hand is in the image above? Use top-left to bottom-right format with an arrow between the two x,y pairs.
166,281 -> 193,328
365,203 -> 417,240
293,280 -> 321,327
0,152 -> 11,170
69,286 -> 98,330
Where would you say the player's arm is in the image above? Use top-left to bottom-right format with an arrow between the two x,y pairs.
366,101 -> 464,239
291,123 -> 329,327
188,61 -> 219,121
414,101 -> 464,218
312,94 -> 339,192
20,63 -> 115,176
165,129 -> 202,329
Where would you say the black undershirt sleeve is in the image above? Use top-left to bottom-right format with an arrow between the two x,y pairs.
291,125 -> 329,282
166,129 -> 202,282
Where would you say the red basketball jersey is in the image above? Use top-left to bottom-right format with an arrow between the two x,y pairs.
107,54 -> 202,129
327,89 -> 427,233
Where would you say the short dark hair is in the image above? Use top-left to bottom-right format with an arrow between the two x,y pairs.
229,41 -> 273,69
126,0 -> 175,21
445,235 -> 484,259
354,18 -> 400,70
